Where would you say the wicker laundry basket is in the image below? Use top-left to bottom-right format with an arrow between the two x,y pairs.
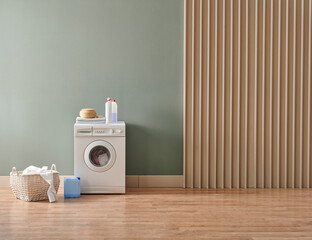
10,164 -> 60,202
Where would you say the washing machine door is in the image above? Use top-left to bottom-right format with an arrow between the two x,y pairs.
84,140 -> 116,172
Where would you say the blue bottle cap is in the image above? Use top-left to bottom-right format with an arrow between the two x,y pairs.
77,177 -> 80,180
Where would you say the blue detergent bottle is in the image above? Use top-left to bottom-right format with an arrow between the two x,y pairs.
64,177 -> 80,198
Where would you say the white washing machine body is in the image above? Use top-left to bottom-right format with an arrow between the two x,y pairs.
74,121 -> 125,194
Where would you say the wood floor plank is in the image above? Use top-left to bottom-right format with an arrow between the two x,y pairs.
0,188 -> 311,239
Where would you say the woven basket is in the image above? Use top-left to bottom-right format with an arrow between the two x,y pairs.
10,164 -> 60,202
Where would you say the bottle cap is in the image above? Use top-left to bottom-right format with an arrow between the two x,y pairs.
113,100 -> 116,102
107,98 -> 111,101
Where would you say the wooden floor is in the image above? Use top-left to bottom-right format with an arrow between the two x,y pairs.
0,188 -> 312,240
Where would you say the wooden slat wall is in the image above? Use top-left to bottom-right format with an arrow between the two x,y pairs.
184,0 -> 312,188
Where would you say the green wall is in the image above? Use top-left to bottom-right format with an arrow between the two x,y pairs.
0,0 -> 183,175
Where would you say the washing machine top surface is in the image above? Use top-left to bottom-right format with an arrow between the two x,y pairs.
74,121 -> 125,137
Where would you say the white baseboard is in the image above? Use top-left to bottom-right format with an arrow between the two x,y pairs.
0,176 -> 10,188
0,175 -> 183,188
126,175 -> 183,187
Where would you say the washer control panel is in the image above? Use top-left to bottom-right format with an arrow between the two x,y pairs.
93,128 -> 124,136
75,122 -> 126,137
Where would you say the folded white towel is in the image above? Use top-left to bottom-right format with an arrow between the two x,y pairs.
76,117 -> 106,124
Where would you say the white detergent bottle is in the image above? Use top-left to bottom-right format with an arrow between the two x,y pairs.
105,98 -> 112,123
112,100 -> 118,123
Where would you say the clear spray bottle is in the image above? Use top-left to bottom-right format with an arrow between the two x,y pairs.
112,100 -> 118,123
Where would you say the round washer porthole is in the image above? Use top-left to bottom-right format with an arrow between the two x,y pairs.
84,140 -> 116,172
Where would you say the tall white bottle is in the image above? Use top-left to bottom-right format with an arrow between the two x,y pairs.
105,98 -> 112,123
112,100 -> 118,123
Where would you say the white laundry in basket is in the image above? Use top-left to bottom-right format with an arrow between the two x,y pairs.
22,166 -> 57,202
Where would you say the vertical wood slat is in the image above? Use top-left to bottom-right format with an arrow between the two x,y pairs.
184,0 -> 189,188
308,0 -> 312,188
191,0 -> 195,188
234,0 -> 241,189
260,0 -> 265,189
254,0 -> 258,188
184,0 -> 312,189
267,0 -> 273,188
304,0 -> 310,188
243,0 -> 248,189
274,0 -> 281,188
282,0 -> 289,188
290,0 -> 296,188
298,0 -> 304,188
211,0 -> 217,188
204,0 -> 211,189
229,0 -> 233,189
197,0 -> 203,188
207,0 -> 211,188
183,0 -> 186,188
220,0 -> 225,189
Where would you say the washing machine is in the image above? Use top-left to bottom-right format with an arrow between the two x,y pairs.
74,121 -> 125,194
